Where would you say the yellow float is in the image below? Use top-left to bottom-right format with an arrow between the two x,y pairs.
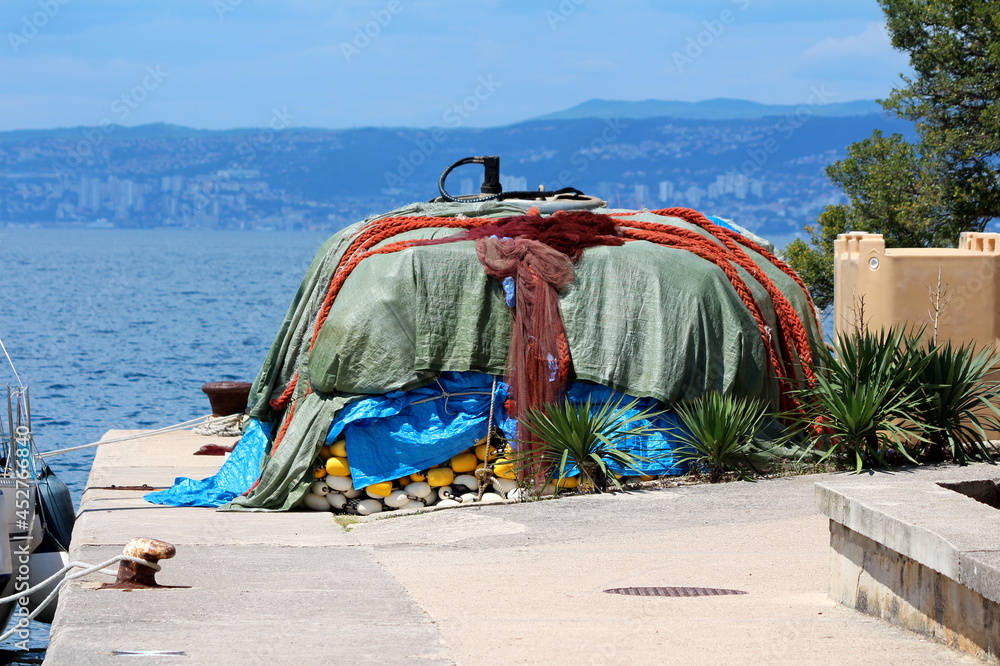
426,467 -> 454,487
364,481 -> 393,498
475,443 -> 490,461
493,459 -> 517,480
325,456 -> 351,477
450,451 -> 478,473
329,439 -> 348,458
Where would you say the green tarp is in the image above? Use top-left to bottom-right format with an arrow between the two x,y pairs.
223,202 -> 821,511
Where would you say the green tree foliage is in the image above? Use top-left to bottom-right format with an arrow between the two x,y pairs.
882,0 -> 1000,223
784,206 -> 848,311
787,0 -> 1000,310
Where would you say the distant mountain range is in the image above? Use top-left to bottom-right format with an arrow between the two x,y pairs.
0,98 -> 888,141
531,98 -> 885,122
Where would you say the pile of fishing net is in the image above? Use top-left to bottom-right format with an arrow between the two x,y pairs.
147,201 -> 822,511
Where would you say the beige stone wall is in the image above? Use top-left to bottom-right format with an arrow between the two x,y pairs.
834,232 -> 1000,346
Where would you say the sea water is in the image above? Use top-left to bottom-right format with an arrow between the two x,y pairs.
0,227 -> 330,661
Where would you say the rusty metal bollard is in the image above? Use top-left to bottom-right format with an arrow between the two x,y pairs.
103,538 -> 176,590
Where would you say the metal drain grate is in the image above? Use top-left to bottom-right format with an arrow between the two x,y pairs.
604,586 -> 748,597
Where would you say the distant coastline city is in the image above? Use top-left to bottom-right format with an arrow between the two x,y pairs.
0,99 -> 911,240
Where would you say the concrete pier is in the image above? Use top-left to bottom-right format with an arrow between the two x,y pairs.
46,430 -> 979,664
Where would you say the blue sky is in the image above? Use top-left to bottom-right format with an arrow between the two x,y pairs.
0,0 -> 910,131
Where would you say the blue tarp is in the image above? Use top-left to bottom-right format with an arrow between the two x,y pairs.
707,215 -> 741,234
706,215 -> 773,251
329,372 -> 502,488
148,372 -> 688,507
145,419 -> 271,508
334,372 -> 687,488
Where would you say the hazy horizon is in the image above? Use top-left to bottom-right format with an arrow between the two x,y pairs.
0,96 -> 890,134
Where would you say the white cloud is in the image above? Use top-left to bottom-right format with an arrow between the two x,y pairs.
793,21 -> 911,89
801,22 -> 897,62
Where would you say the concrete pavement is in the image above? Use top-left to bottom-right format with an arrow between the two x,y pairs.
45,430 -> 980,664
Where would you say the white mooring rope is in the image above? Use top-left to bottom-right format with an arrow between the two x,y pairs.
0,554 -> 160,642
192,413 -> 246,437
39,415 -> 216,459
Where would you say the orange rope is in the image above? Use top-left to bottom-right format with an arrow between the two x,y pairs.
270,388 -> 306,456
615,208 -> 819,392
619,227 -> 785,400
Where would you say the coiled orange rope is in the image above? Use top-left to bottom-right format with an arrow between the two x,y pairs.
618,207 -> 819,323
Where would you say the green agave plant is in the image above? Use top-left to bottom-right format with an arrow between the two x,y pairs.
672,391 -> 769,483
793,325 -> 933,472
911,340 -> 1000,464
512,396 -> 664,493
